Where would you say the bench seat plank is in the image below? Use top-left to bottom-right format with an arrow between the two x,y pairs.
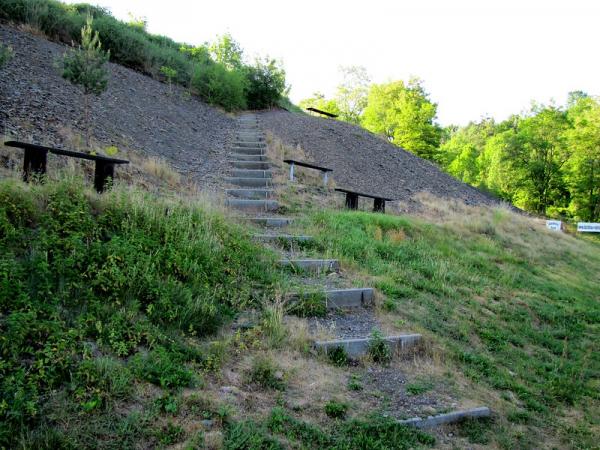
283,159 -> 332,172
335,188 -> 394,213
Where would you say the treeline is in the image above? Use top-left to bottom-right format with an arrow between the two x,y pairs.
301,69 -> 599,221
0,0 -> 287,110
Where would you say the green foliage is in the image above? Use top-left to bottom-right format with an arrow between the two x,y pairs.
298,92 -> 341,117
405,379 -> 434,396
288,290 -> 327,317
61,15 -> 109,96
0,177 -> 281,448
225,420 -> 283,450
191,62 -> 247,110
1,0 -> 288,110
439,95 -> 600,220
154,422 -> 185,445
347,374 -> 363,391
328,346 -> 349,367
334,65 -> 370,124
244,57 -> 287,110
0,42 -> 13,67
362,78 -> 442,159
248,355 -> 286,390
324,400 -> 348,419
368,329 -> 392,364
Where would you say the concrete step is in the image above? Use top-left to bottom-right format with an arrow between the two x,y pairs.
398,407 -> 491,429
231,147 -> 265,155
230,154 -> 268,162
226,188 -> 274,199
325,288 -> 374,308
235,142 -> 265,148
279,259 -> 340,273
254,234 -> 312,243
230,161 -> 271,170
236,134 -> 264,140
225,177 -> 273,188
315,334 -> 421,358
246,217 -> 293,227
232,169 -> 272,178
289,288 -> 374,309
226,199 -> 279,212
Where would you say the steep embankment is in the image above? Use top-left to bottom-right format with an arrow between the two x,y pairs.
0,24 -> 233,189
260,110 -> 499,208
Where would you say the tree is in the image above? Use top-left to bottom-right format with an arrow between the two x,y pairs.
564,96 -> 600,220
362,78 -> 442,160
334,66 -> 370,124
209,33 -> 243,70
244,57 -> 286,109
62,15 -> 110,148
298,92 -> 341,117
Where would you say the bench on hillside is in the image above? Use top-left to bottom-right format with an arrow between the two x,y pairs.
283,159 -> 333,185
335,188 -> 394,213
306,107 -> 338,118
4,141 -> 129,193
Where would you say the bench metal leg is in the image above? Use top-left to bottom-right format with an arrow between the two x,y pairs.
373,198 -> 386,213
94,161 -> 115,193
23,148 -> 47,182
289,162 -> 295,181
345,193 -> 358,210
323,171 -> 329,186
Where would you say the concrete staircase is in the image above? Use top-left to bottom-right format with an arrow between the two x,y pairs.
223,113 -> 489,429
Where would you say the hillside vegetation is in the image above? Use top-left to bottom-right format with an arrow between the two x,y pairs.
0,174 -> 598,448
0,0 -> 287,110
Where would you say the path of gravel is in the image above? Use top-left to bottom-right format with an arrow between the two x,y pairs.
0,24 -> 234,190
259,110 -> 500,209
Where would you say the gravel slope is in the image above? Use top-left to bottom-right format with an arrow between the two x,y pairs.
0,24 -> 234,189
259,110 -> 500,208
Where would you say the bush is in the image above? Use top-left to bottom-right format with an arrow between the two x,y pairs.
191,62 -> 247,111
324,400 -> 348,419
368,330 -> 392,364
248,355 -> 286,390
244,58 -> 286,109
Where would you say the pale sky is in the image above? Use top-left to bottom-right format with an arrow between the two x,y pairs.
63,0 -> 600,125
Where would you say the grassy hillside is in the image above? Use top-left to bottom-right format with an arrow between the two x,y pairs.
298,198 -> 600,448
0,176 -> 598,448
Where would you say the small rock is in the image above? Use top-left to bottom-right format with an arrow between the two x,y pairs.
220,386 -> 239,395
201,419 -> 214,429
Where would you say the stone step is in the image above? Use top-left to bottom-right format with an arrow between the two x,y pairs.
279,259 -> 340,273
225,177 -> 273,187
289,288 -> 374,309
226,199 -> 279,212
230,161 -> 271,170
325,288 -> 374,308
231,147 -> 265,155
398,407 -> 491,429
236,134 -> 264,139
246,217 -> 293,227
226,188 -> 275,199
254,234 -> 312,243
314,334 -> 422,358
235,142 -> 266,148
230,154 -> 268,162
232,169 -> 272,178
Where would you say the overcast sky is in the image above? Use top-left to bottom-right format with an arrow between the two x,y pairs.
63,0 -> 600,125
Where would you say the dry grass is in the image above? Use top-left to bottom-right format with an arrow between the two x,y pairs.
141,156 -> 181,186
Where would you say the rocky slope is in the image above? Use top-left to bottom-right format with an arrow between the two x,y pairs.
260,110 -> 500,208
0,24 -> 234,189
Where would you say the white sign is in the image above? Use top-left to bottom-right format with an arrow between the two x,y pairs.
577,222 -> 600,233
546,220 -> 562,231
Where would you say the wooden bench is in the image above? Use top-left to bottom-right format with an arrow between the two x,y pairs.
335,188 -> 394,213
306,107 -> 338,118
283,159 -> 333,185
4,141 -> 129,193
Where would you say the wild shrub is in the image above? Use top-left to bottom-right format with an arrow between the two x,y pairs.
368,329 -> 392,364
324,400 -> 348,419
191,62 -> 247,111
248,355 -> 285,391
0,42 -> 13,67
328,346 -> 349,367
244,58 -> 286,109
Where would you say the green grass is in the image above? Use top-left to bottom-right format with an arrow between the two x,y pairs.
0,177 -> 283,448
303,207 -> 600,448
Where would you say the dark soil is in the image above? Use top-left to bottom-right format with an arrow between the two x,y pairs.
0,24 -> 234,189
259,110 -> 501,208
